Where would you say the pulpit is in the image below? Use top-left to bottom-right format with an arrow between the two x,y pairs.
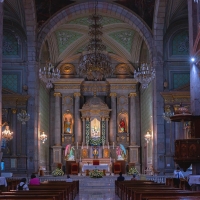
66,161 -> 76,175
114,160 -> 126,174
114,162 -> 121,174
71,163 -> 79,175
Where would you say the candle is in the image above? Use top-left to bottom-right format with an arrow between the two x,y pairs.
113,142 -> 114,149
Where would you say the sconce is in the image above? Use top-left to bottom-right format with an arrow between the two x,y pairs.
2,125 -> 13,141
40,132 -> 47,143
162,105 -> 174,123
144,130 -> 151,143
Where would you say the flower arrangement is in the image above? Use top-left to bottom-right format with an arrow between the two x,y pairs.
52,168 -> 64,176
128,167 -> 139,175
89,169 -> 103,178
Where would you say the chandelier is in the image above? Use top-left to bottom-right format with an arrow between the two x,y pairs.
162,105 -> 174,123
40,132 -> 47,143
2,126 -> 13,141
39,62 -> 60,88
79,2 -> 112,81
17,110 -> 30,124
134,63 -> 155,89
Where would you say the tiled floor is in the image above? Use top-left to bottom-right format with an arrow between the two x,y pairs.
73,175 -> 123,200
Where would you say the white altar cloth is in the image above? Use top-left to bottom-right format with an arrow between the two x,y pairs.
82,164 -> 109,172
0,177 -> 7,187
188,175 -> 200,185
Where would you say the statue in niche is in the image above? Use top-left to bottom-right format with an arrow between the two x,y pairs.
93,147 -> 99,159
119,118 -> 126,133
64,118 -> 72,134
91,118 -> 100,138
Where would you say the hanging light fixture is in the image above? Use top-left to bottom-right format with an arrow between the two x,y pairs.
39,62 -> 60,88
79,1 -> 112,81
40,132 -> 47,143
134,63 -> 155,89
162,105 -> 174,123
17,110 -> 30,124
2,125 -> 13,141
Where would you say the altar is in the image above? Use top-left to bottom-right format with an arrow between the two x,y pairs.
82,164 -> 110,172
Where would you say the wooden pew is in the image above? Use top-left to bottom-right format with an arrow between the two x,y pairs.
3,191 -> 64,200
128,187 -> 182,200
29,184 -> 73,200
40,180 -> 79,199
145,197 -> 200,200
0,194 -> 58,199
134,190 -> 200,200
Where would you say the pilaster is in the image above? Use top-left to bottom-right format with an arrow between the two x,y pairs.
74,92 -> 81,144
109,92 -> 117,143
129,93 -> 137,145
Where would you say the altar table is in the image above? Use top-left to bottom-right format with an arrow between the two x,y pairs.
82,164 -> 109,172
0,177 -> 7,186
188,175 -> 200,185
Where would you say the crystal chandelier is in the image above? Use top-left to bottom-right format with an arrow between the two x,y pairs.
17,110 -> 30,124
134,63 -> 155,89
39,62 -> 60,88
40,132 -> 47,143
79,2 -> 112,81
2,126 -> 13,141
162,105 -> 174,123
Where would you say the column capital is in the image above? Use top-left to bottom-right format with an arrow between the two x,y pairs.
129,92 -> 137,97
54,92 -> 61,97
86,117 -> 90,121
110,92 -> 117,97
102,117 -> 105,121
12,108 -> 17,114
74,92 -> 81,97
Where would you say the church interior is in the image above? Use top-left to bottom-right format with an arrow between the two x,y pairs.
1,0 -> 200,180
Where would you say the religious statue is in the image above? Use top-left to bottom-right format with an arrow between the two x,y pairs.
64,118 -> 72,133
119,118 -> 126,133
65,144 -> 75,161
116,144 -> 126,160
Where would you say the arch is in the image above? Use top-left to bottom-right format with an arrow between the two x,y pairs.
37,2 -> 153,62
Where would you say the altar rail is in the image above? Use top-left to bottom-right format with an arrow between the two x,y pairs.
6,174 -> 173,184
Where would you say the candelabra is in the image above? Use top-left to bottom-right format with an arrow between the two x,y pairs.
2,126 -> 13,141
40,132 -> 47,143
17,110 -> 30,124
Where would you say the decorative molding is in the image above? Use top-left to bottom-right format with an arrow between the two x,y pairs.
110,85 -> 136,90
60,63 -> 76,75
54,85 -> 80,89
54,92 -> 62,97
12,109 -> 17,114
129,93 -> 137,97
74,92 -> 81,97
110,92 -> 117,97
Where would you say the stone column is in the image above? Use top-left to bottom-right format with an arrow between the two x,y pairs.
109,93 -> 117,143
74,92 -> 81,144
106,118 -> 109,145
0,1 -> 3,152
129,93 -> 137,145
82,118 -> 86,145
11,109 -> 17,155
54,93 -> 61,146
